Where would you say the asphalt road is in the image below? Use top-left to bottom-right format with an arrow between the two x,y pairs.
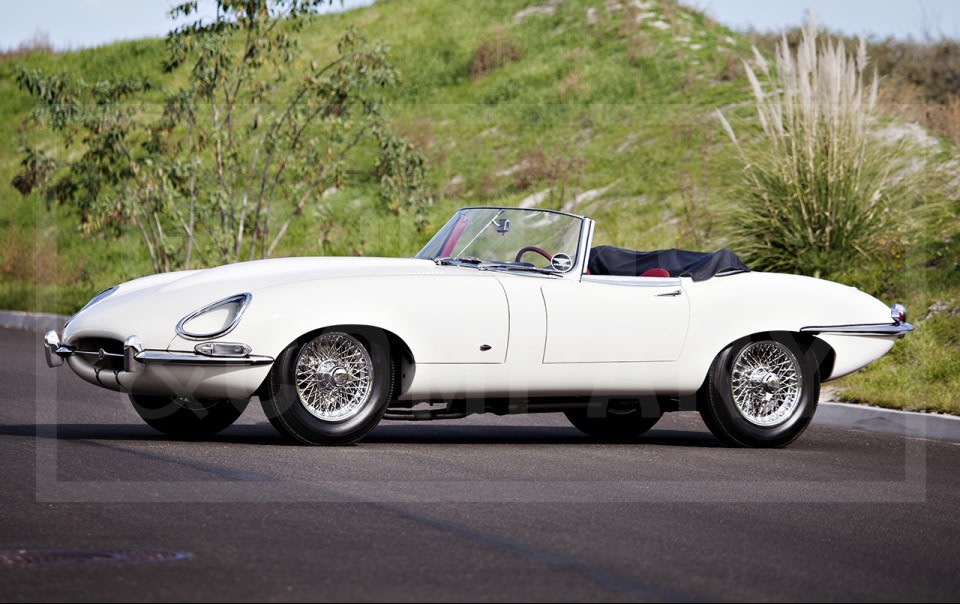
1,327 -> 959,602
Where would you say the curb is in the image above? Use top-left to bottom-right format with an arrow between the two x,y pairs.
0,310 -> 68,334
2,310 -> 958,444
814,401 -> 960,445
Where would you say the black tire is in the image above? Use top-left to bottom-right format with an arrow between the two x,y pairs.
129,394 -> 248,439
260,328 -> 394,445
564,399 -> 663,441
698,334 -> 819,448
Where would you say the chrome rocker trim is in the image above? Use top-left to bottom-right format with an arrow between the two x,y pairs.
43,330 -> 273,369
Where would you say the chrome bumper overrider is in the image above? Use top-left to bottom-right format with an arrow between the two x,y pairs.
43,331 -> 273,370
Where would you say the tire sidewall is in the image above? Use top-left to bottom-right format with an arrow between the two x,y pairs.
266,327 -> 393,444
710,334 -> 819,446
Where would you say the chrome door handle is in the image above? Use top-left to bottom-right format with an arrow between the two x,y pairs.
655,290 -> 682,297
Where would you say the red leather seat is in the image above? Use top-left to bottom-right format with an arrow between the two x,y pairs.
640,268 -> 670,278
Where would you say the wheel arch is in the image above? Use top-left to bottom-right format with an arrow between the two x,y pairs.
255,324 -> 416,400
703,330 -> 835,387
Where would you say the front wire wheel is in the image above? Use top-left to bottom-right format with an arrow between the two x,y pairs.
698,334 -> 819,448
294,333 -> 374,422
261,329 -> 394,445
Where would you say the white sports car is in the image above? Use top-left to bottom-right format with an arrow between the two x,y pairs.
44,206 -> 912,447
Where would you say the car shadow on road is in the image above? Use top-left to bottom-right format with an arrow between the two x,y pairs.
0,422 -> 722,447
365,424 -> 722,447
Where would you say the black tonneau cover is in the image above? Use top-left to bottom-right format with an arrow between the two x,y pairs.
587,246 -> 749,281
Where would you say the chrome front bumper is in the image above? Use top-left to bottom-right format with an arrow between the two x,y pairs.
43,331 -> 273,370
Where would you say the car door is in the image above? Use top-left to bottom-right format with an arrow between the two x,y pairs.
540,275 -> 690,362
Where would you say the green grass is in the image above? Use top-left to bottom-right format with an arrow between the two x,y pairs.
838,305 -> 960,415
0,0 -> 956,413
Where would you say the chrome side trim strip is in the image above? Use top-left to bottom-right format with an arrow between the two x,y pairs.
581,275 -> 682,288
800,322 -> 915,336
135,350 -> 274,366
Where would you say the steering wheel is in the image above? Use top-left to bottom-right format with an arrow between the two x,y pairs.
515,246 -> 553,263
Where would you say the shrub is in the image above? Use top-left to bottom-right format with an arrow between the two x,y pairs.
510,146 -> 584,209
469,26 -> 521,79
749,29 -> 960,144
0,31 -> 53,60
718,16 -> 915,279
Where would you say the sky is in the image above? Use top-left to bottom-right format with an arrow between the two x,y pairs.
1,0 -> 958,51
680,0 -> 960,40
0,0 -> 376,51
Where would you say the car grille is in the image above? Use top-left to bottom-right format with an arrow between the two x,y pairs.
73,338 -> 125,372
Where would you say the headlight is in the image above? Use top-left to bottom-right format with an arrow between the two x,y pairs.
176,293 -> 252,340
65,285 -> 118,327
79,286 -> 118,313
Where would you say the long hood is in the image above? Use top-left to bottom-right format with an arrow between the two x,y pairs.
62,257 -> 438,347
155,256 -> 437,296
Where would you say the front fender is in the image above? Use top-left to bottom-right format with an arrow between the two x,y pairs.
166,273 -> 511,365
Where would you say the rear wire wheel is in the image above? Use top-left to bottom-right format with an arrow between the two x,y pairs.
698,334 -> 819,448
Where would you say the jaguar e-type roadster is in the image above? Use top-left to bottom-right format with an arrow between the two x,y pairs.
44,207 -> 913,447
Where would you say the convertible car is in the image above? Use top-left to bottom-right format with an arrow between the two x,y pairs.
44,207 -> 912,447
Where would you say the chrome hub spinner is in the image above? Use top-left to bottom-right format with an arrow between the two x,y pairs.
731,341 -> 802,427
316,361 -> 351,392
749,368 -> 782,393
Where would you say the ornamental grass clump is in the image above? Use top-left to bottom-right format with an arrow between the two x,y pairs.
717,15 -> 910,279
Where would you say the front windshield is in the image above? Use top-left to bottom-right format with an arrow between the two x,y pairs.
416,208 -> 584,271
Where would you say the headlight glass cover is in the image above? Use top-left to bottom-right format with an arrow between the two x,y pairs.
65,286 -> 119,327
176,293 -> 251,340
79,286 -> 118,313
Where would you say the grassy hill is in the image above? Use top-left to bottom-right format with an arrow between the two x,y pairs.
1,0 -> 957,413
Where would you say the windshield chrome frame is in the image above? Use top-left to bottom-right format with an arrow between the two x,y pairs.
456,205 -> 587,220
423,206 -> 593,281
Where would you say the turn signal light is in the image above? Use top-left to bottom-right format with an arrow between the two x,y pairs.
194,342 -> 252,358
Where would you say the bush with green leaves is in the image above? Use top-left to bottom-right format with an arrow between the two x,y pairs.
717,16 -> 916,279
14,0 -> 430,272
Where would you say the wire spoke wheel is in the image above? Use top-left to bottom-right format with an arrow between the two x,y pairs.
261,328 -> 394,445
730,341 -> 803,427
699,335 -> 819,448
294,333 -> 374,422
